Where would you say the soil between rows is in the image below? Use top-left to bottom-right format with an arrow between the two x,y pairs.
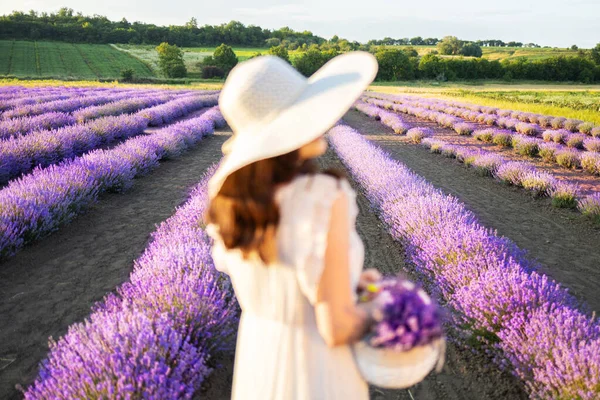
0,129 -> 230,399
343,109 -> 600,313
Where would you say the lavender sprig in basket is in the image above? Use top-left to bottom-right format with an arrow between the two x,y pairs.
352,278 -> 446,389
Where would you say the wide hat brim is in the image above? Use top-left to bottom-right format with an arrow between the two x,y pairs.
208,51 -> 378,199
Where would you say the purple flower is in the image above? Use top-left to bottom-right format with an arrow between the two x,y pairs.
366,278 -> 443,351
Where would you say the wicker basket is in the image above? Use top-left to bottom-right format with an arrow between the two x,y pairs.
352,338 -> 446,389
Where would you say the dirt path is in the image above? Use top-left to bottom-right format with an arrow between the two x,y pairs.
344,109 -> 600,313
0,129 -> 231,399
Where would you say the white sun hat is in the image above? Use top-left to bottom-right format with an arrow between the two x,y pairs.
207,51 -> 378,199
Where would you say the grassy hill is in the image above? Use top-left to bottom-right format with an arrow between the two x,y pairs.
0,40 -> 155,79
113,44 -> 267,76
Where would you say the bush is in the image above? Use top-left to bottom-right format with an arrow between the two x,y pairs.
293,48 -> 338,77
406,127 -> 432,143
515,122 -> 540,136
201,66 -> 225,79
563,119 -> 583,132
513,136 -> 539,157
374,48 -> 415,81
539,143 -> 560,162
583,138 -> 600,152
566,134 -> 585,149
120,68 -> 134,82
578,193 -> 600,221
578,122 -> 595,135
473,129 -> 494,142
550,182 -> 579,208
551,117 -> 566,129
460,42 -> 483,57
212,44 -> 238,75
580,153 -> 600,175
156,42 -> 187,78
437,36 -> 462,55
493,132 -> 513,147
268,46 -> 290,63
521,171 -> 556,197
555,150 -> 581,169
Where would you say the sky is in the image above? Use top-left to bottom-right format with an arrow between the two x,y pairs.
2,0 -> 599,48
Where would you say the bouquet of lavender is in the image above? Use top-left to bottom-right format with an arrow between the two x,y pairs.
365,279 -> 443,351
353,278 -> 445,389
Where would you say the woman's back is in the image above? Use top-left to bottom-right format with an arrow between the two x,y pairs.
208,173 -> 368,399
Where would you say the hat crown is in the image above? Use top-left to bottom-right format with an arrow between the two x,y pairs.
219,56 -> 308,134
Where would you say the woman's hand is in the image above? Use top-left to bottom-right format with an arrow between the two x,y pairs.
357,268 -> 382,292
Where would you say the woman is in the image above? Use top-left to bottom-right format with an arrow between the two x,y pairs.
206,52 -> 380,399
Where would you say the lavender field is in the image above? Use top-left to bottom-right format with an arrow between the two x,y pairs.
0,84 -> 599,400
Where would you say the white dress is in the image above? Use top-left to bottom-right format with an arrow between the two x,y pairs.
207,173 -> 368,400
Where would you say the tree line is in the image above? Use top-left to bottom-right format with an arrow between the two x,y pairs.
3,8 -> 599,83
0,8 -> 326,48
153,42 -> 600,84
1,7 -> 553,51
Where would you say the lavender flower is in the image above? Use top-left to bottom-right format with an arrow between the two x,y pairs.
454,122 -> 475,136
494,161 -> 536,186
25,166 -> 239,398
580,152 -> 600,175
583,138 -> 600,153
0,107 -> 223,259
578,193 -> 600,221
366,279 -> 443,351
520,171 -> 557,197
406,127 -> 432,143
555,149 -> 581,169
327,124 -> 599,398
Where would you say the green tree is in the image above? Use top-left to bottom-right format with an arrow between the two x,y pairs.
460,42 -> 482,57
374,48 -> 415,81
590,43 -> 600,65
155,42 -> 187,78
212,43 -> 238,74
120,68 -> 134,82
268,45 -> 290,63
293,48 -> 338,77
265,38 -> 281,47
437,36 -> 462,55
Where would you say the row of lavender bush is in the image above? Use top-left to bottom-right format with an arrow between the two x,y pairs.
0,94 -> 218,185
366,92 -> 599,136
421,138 -> 600,219
0,88 -> 107,111
0,86 -> 124,104
1,89 -> 171,119
353,100 -> 600,219
0,112 -> 76,140
0,90 -> 199,139
25,164 -> 239,398
328,124 -> 599,399
363,96 -> 600,176
0,106 -> 225,259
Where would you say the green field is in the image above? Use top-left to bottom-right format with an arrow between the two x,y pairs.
382,45 -> 581,61
0,40 -> 155,79
371,83 -> 600,124
113,44 -> 269,75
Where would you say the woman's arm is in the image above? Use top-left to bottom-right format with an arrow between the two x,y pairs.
314,190 -> 372,347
